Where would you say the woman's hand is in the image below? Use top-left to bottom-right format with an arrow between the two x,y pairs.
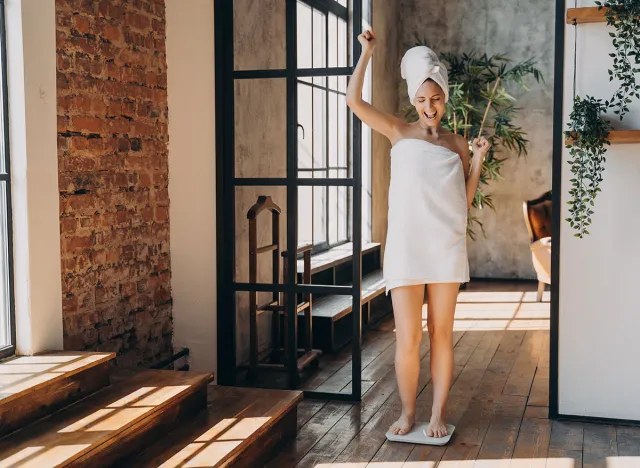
358,29 -> 376,54
472,137 -> 491,160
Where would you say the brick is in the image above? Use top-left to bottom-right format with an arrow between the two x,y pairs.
57,73 -> 71,91
69,35 -> 99,56
57,11 -> 73,29
73,16 -> 91,34
72,116 -> 103,133
61,217 -> 78,233
151,19 -> 163,33
64,334 -> 85,350
66,234 -> 94,252
126,12 -> 150,31
154,206 -> 168,223
58,52 -> 73,72
57,30 -> 68,48
106,62 -> 121,80
62,294 -> 78,314
65,155 -> 97,172
58,135 -> 71,152
155,38 -> 166,53
102,24 -> 121,42
65,192 -> 97,213
76,54 -> 103,76
72,95 -> 92,113
91,97 -> 107,115
99,41 -> 118,61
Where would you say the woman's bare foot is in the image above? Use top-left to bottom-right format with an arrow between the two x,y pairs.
426,408 -> 448,438
389,412 -> 415,436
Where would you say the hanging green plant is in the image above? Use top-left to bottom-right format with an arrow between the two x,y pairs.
565,96 -> 612,238
596,0 -> 640,119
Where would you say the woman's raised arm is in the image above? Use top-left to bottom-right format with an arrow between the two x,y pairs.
346,30 -> 404,142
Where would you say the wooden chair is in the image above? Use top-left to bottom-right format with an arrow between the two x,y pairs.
246,196 -> 321,380
523,191 -> 552,302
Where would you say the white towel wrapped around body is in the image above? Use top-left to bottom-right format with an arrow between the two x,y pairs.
401,46 -> 449,105
383,139 -> 469,294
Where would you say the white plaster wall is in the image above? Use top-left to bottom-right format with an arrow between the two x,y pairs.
559,0 -> 640,420
165,0 -> 217,376
6,0 -> 63,354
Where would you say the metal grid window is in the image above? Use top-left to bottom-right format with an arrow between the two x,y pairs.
0,0 -> 16,360
297,0 -> 350,252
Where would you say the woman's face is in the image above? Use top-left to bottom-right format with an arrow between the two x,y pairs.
414,79 -> 446,128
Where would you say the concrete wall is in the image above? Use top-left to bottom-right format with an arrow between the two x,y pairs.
397,0 -> 555,279
371,0 -> 399,256
166,0 -> 217,375
559,0 -> 640,421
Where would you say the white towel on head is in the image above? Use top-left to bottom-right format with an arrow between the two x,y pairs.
401,46 -> 449,105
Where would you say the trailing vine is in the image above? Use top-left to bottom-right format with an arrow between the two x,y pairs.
565,96 -> 611,238
596,0 -> 640,119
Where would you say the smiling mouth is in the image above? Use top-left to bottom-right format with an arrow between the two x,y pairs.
423,111 -> 437,121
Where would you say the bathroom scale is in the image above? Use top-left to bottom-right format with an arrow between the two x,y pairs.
385,423 -> 455,446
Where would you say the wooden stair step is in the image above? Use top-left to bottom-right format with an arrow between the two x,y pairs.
0,369 -> 213,467
0,351 -> 115,438
131,386 -> 303,468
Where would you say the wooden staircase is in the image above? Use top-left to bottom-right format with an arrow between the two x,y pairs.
0,352 -> 302,467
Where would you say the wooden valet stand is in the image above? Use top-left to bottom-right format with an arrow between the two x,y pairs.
246,196 -> 321,382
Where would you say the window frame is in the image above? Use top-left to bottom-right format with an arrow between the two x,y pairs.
297,0 -> 352,254
0,0 -> 16,360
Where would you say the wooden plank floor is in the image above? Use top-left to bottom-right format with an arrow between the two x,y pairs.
266,281 -> 640,468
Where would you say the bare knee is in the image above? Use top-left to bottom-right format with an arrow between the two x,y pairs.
427,321 -> 452,343
397,330 -> 422,353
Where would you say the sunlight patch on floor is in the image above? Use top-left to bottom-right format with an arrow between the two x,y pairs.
411,290 -> 551,332
447,319 -> 550,331
158,416 -> 272,468
457,291 -> 526,303
523,290 -> 551,302
57,385 -> 190,434
315,458 -> 576,468
0,354 -> 107,398
607,457 -> 640,467
517,302 -> 552,319
0,445 -> 92,468
0,446 -> 45,467
450,302 -> 521,319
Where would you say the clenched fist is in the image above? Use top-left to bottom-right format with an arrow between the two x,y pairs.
358,29 -> 376,53
472,137 -> 491,158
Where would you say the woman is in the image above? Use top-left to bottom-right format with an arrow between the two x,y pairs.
346,30 -> 490,439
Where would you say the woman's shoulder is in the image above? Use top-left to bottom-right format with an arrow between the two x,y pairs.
448,133 -> 469,155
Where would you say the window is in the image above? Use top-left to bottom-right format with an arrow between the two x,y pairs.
297,0 -> 350,252
0,0 -> 15,359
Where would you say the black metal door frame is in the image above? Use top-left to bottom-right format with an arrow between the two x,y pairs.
549,0 -> 564,421
215,0 -> 364,401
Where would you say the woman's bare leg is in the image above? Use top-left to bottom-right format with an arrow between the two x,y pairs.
425,282 -> 459,438
389,284 -> 425,435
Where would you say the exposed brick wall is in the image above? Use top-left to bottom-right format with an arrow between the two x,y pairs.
56,0 -> 172,367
